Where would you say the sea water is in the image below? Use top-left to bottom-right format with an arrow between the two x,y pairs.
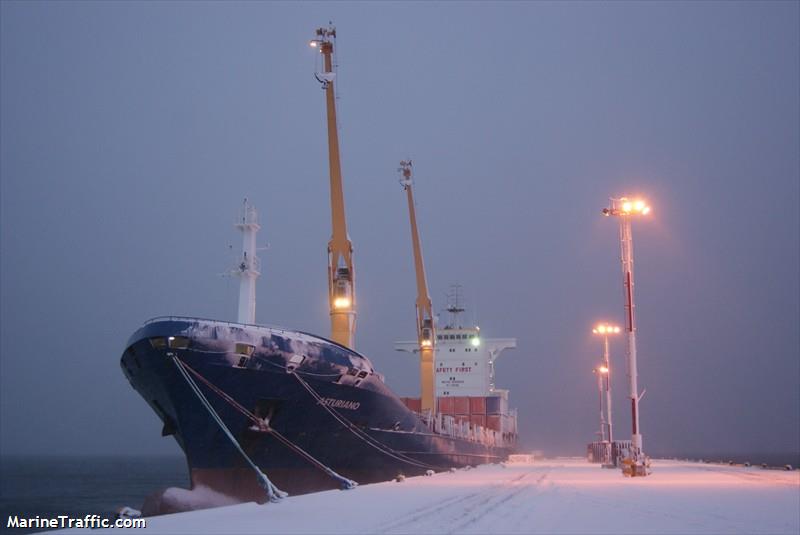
1,455 -> 187,534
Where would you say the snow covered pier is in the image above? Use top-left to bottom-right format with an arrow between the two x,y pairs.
70,458 -> 800,534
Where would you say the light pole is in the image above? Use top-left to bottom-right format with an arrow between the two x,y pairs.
593,323 -> 620,465
592,365 -> 608,442
602,197 -> 650,470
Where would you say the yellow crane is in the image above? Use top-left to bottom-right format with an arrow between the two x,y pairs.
311,26 -> 355,349
398,161 -> 436,415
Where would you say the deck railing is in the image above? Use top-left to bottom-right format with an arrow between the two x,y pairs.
414,410 -> 515,448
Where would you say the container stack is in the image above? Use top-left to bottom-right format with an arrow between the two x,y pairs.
453,396 -> 469,425
486,394 -> 509,432
405,395 -> 515,435
400,397 -> 421,412
469,396 -> 486,429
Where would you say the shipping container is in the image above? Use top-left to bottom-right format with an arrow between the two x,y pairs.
453,396 -> 470,414
402,397 -> 421,413
437,397 -> 454,414
486,396 -> 508,414
469,396 -> 486,414
470,414 -> 486,428
486,414 -> 502,431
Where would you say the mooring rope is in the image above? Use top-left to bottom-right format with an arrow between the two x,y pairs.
175,356 -> 357,490
291,371 -> 444,471
171,354 -> 287,502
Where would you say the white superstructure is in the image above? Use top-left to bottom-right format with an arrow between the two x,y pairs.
395,298 -> 516,398
395,327 -> 515,397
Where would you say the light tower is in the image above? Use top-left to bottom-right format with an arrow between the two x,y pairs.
592,365 -> 608,442
234,199 -> 261,324
602,197 -> 651,472
310,25 -> 356,349
593,323 -> 621,465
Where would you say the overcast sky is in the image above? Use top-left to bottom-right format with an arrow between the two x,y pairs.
1,1 -> 798,459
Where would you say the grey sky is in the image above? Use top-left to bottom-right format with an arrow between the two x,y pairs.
1,1 -> 798,459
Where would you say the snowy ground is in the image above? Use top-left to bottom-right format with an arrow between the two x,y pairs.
61,458 -> 800,534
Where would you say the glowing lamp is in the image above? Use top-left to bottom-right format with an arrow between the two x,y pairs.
593,323 -> 621,336
604,197 -> 651,218
333,297 -> 351,309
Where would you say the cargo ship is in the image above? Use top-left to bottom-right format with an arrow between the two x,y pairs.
121,306 -> 518,514
120,26 -> 519,515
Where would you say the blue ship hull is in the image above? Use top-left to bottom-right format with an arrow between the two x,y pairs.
121,317 -> 514,512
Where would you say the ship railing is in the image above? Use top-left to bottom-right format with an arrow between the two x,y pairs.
143,315 -> 298,334
140,316 -> 380,370
421,412 -> 512,449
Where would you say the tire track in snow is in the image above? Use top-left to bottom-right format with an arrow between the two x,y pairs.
373,468 -> 548,534
372,490 -> 485,533
372,470 -> 525,533
446,471 -> 550,534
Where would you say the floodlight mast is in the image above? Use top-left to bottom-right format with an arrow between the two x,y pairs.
602,334 -> 613,443
311,25 -> 356,349
399,161 -> 436,415
602,197 -> 650,468
593,323 -> 620,465
593,366 -> 607,442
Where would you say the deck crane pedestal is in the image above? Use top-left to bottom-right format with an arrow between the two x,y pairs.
398,161 -> 436,416
311,25 -> 355,349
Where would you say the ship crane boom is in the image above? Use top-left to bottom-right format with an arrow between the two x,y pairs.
311,25 -> 355,349
398,160 -> 436,415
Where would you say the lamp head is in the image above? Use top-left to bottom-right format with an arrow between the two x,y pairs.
603,197 -> 651,217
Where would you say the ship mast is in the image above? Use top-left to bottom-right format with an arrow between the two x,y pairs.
234,199 -> 260,324
311,25 -> 355,349
398,161 -> 436,415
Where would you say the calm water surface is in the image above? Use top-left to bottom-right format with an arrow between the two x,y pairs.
1,455 -> 187,533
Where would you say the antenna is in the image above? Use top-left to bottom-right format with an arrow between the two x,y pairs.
445,284 -> 465,329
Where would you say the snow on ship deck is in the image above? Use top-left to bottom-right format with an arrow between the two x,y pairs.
59,458 -> 799,534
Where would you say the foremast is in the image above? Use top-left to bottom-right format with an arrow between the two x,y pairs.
311,25 -> 356,349
399,161 -> 436,415
234,199 -> 260,324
